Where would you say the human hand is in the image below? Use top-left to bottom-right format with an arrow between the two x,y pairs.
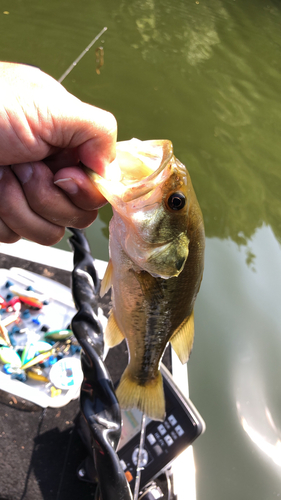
0,62 -> 117,245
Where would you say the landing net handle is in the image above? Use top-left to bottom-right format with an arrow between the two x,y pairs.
68,227 -> 132,500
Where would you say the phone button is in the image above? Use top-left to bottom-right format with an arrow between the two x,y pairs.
125,470 -> 133,483
153,444 -> 163,456
164,434 -> 174,446
147,433 -> 157,445
168,414 -> 177,426
171,430 -> 178,440
157,424 -> 167,436
175,424 -> 184,437
132,447 -> 149,467
120,459 -> 127,470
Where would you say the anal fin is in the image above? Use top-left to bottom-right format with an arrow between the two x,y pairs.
100,259 -> 113,297
104,311 -> 124,347
170,311 -> 194,364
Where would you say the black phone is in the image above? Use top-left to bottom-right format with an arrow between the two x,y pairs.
117,363 -> 205,491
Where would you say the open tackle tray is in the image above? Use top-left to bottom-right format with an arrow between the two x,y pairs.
0,267 -> 85,408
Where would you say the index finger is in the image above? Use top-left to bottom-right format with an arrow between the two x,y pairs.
38,94 -> 118,176
75,104 -> 117,176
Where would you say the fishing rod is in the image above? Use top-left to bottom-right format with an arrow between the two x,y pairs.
58,26 -> 107,83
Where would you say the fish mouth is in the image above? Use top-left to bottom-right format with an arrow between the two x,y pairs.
83,139 -> 174,207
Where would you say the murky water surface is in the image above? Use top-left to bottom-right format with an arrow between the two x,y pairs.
2,0 -> 281,498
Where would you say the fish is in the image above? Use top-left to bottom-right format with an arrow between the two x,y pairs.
84,138 -> 205,421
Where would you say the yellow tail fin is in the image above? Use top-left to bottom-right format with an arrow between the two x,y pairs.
116,367 -> 165,421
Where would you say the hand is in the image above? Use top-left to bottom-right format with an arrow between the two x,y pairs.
0,62 -> 117,245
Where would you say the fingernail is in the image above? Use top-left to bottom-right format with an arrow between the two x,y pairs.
54,178 -> 79,195
11,163 -> 33,184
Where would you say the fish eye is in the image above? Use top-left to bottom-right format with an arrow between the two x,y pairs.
167,192 -> 186,211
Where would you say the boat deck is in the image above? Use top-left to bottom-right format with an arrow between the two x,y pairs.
0,252 -> 170,500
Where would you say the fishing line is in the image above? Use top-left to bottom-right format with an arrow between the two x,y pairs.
133,412 -> 147,500
58,26 -> 107,83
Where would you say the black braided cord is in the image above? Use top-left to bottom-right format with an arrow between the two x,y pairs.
68,227 -> 132,500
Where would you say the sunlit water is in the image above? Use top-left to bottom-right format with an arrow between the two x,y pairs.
2,0 -> 281,498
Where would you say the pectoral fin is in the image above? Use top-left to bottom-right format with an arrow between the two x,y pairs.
170,311 -> 194,364
104,310 -> 124,347
100,259 -> 113,297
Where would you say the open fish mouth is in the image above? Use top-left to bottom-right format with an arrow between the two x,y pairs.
83,138 -> 174,206
116,139 -> 173,202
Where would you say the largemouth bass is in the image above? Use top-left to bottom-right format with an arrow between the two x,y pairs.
84,139 -> 205,421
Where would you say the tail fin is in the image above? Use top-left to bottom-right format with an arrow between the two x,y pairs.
116,367 -> 165,421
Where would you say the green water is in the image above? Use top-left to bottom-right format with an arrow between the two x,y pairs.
2,0 -> 281,498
